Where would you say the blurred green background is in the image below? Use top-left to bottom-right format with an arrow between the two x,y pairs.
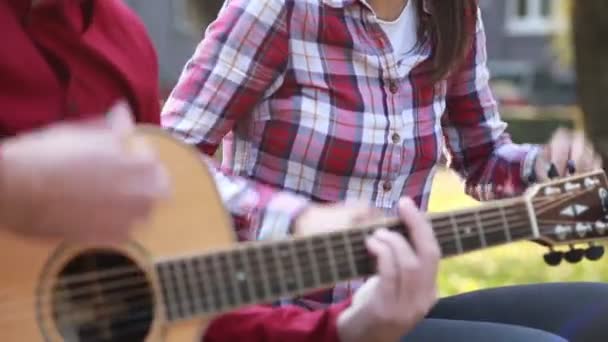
430,109 -> 607,297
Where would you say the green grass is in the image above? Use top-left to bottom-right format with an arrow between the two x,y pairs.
428,169 -> 608,297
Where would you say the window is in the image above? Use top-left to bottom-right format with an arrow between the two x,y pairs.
506,0 -> 564,35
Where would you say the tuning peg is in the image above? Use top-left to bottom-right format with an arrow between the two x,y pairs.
585,243 -> 605,261
543,248 -> 563,266
564,245 -> 585,263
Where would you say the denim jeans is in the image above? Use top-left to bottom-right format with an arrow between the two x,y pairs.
401,282 -> 608,341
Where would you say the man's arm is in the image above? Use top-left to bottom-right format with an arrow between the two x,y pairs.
442,7 -> 540,200
204,302 -> 350,342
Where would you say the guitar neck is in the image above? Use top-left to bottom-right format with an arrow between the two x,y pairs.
154,198 -> 534,322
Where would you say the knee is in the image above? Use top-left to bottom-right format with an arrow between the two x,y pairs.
402,319 -> 568,342
501,325 -> 567,342
549,282 -> 608,298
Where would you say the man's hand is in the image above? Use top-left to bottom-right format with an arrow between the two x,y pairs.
337,198 -> 440,342
534,128 -> 603,182
0,102 -> 170,243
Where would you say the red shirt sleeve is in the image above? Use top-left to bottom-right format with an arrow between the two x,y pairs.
203,300 -> 351,342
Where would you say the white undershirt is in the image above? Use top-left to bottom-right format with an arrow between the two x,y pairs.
366,0 -> 418,58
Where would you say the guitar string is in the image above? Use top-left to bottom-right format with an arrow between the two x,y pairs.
5,218 -> 534,326
0,213 -> 536,325
0,201 -> 533,314
3,212 -> 536,328
0,182 -> 585,307
18,219 -> 538,331
4,199 -> 584,328
22,202 -> 535,286
0,205 -> 531,316
41,187 -> 603,339
0,204 -> 551,322
0,196 -> 583,324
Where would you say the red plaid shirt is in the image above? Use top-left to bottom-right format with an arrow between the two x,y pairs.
162,0 -> 539,308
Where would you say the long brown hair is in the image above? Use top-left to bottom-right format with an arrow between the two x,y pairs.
415,0 -> 479,82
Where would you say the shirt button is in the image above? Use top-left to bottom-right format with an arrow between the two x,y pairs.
389,81 -> 399,93
391,133 -> 401,144
382,181 -> 392,192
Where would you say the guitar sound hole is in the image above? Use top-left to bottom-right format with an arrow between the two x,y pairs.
51,250 -> 154,342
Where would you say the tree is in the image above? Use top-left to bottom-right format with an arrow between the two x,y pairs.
573,1 -> 608,162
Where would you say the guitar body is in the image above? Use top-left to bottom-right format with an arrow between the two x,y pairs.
0,125 -> 237,341
2,125 -> 607,342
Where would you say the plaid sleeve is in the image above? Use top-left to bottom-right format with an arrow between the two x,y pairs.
442,8 -> 541,201
161,0 -> 290,155
161,0 -> 303,240
204,156 -> 310,241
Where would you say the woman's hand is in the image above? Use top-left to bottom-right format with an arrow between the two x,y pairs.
534,128 -> 603,182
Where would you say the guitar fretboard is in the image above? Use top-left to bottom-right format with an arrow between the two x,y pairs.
156,199 -> 533,322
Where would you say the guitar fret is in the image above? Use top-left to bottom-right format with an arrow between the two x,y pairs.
253,246 -> 272,300
313,236 -> 336,284
329,233 -> 353,279
510,204 -> 534,240
184,259 -> 204,314
341,231 -> 359,278
306,237 -> 322,287
193,257 -> 212,312
474,210 -> 487,248
449,214 -> 464,254
217,253 -> 237,308
245,247 -> 267,301
498,204 -> 512,242
279,242 -> 303,294
288,242 -> 305,295
225,251 -> 244,307
325,236 -> 339,282
205,255 -> 225,310
234,249 -> 255,304
261,245 -> 283,296
184,260 -> 200,315
294,240 -> 316,289
172,262 -> 190,319
351,230 -> 374,276
157,263 -> 178,321
271,244 -> 289,295
454,214 -> 484,252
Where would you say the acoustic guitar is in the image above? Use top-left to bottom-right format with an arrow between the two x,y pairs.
0,125 -> 607,342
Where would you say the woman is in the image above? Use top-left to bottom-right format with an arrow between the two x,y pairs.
163,0 -> 608,341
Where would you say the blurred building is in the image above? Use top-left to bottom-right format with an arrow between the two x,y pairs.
125,0 -> 575,105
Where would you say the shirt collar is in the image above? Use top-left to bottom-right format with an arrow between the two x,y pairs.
322,0 -> 432,14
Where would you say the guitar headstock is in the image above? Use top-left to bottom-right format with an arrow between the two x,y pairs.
525,170 -> 608,258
